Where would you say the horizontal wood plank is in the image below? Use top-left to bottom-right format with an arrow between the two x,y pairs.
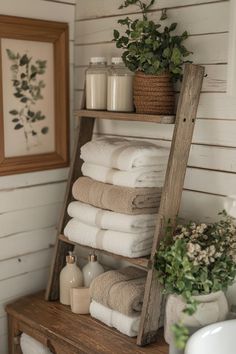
76,0 -> 228,20
75,2 -> 228,44
6,292 -> 168,353
59,234 -> 150,269
74,33 -> 228,66
93,118 -> 236,146
75,110 -> 175,124
0,248 -> 53,282
0,227 -> 56,261
0,182 -> 66,213
74,64 -> 227,92
0,203 -> 61,238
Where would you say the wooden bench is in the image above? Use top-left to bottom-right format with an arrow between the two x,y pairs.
6,292 -> 169,354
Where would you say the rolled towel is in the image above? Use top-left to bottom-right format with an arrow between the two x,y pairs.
20,333 -> 52,354
82,162 -> 166,188
81,136 -> 169,170
72,177 -> 161,215
64,218 -> 153,258
90,266 -> 146,316
90,300 -> 140,337
67,201 -> 157,233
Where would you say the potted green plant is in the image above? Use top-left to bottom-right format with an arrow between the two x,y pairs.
113,0 -> 192,115
154,211 -> 236,350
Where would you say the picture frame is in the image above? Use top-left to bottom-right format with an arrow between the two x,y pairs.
0,15 -> 70,176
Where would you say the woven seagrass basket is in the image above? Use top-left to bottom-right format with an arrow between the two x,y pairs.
133,71 -> 175,115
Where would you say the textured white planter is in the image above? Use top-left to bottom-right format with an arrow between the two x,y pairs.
164,291 -> 229,344
226,279 -> 236,310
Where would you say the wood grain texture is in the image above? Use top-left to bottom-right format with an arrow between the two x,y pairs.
75,109 -> 175,124
6,292 -> 168,354
46,117 -> 95,300
59,234 -> 150,269
137,64 -> 204,345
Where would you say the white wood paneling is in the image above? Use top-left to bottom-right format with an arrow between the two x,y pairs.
0,249 -> 53,281
0,227 -> 56,261
75,2 -> 229,44
74,64 -> 227,92
76,0 -> 227,20
74,33 -> 228,66
0,182 -> 66,213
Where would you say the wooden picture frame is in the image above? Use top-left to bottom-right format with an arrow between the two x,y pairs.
0,15 -> 69,176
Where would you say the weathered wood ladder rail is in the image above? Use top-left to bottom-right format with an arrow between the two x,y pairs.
46,64 -> 204,346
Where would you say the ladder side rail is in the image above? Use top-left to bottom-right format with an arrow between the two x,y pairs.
137,64 -> 205,346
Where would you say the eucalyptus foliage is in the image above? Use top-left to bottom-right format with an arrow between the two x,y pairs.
7,49 -> 48,150
155,211 -> 236,349
113,0 -> 191,80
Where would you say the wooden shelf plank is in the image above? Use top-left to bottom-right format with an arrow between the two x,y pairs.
59,234 -> 151,269
75,109 -> 175,124
6,292 -> 168,354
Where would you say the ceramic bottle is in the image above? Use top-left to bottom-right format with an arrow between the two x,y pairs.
59,252 -> 83,305
82,253 -> 104,287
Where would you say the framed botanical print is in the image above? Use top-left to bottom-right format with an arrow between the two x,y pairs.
0,15 -> 69,175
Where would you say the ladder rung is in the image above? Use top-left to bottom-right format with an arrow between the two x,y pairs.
59,234 -> 151,269
75,109 -> 175,124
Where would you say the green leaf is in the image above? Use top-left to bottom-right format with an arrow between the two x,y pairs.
113,29 -> 120,40
9,110 -> 18,115
169,22 -> 177,32
6,49 -> 16,60
14,123 -> 23,130
20,97 -> 28,103
20,54 -> 29,66
41,127 -> 49,134
27,110 -> 35,118
12,118 -> 19,123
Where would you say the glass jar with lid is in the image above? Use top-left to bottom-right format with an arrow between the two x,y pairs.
86,57 -> 108,110
107,57 -> 134,112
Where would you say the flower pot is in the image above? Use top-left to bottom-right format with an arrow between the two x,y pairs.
226,278 -> 236,311
164,291 -> 229,344
133,71 -> 175,115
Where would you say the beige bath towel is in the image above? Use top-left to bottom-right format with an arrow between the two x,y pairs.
72,177 -> 161,215
90,266 -> 146,316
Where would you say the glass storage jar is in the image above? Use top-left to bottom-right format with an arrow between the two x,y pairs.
107,57 -> 134,112
86,57 -> 108,110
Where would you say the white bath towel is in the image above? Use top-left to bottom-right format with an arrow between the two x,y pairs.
81,136 -> 169,171
90,300 -> 140,337
67,201 -> 157,233
64,218 -> 153,257
20,333 -> 52,354
81,162 -> 166,188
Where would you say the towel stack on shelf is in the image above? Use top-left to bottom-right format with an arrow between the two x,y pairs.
89,266 -> 146,337
64,136 -> 169,258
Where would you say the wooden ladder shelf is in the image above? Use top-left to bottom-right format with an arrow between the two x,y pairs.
46,64 -> 204,346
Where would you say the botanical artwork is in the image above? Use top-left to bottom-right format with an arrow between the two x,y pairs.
7,49 -> 49,151
1,38 -> 55,158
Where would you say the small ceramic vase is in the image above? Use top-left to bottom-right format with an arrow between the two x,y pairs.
164,291 -> 229,344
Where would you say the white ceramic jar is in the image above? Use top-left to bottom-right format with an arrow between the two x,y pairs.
107,57 -> 134,112
86,57 -> 108,110
164,291 -> 229,344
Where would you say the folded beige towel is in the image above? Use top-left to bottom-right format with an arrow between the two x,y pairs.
90,266 -> 146,316
72,177 -> 161,215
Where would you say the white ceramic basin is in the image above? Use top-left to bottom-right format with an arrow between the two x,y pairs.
185,320 -> 236,354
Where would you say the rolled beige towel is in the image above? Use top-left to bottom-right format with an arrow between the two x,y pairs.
72,177 -> 161,215
90,266 -> 146,316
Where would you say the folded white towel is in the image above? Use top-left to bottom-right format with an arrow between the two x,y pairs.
82,162 -> 166,188
64,218 -> 153,257
81,137 -> 169,171
90,300 -> 140,337
67,201 -> 157,233
20,333 -> 52,354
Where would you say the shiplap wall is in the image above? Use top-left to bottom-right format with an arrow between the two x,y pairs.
0,0 -> 75,353
74,0 -> 236,224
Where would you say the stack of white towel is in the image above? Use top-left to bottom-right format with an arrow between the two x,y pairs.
64,137 -> 169,258
20,333 -> 52,354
